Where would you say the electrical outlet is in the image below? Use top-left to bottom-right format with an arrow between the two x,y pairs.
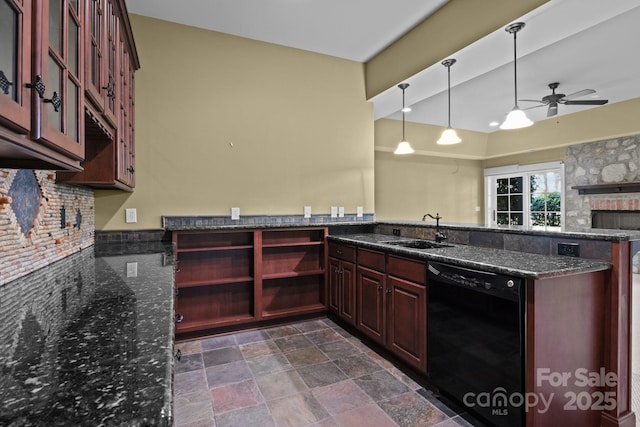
393,228 -> 401,236
304,206 -> 312,218
231,207 -> 240,220
127,262 -> 138,277
331,206 -> 338,218
357,206 -> 363,218
558,243 -> 580,257
125,208 -> 137,223
338,207 -> 345,218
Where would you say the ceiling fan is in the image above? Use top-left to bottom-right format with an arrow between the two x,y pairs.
520,82 -> 608,117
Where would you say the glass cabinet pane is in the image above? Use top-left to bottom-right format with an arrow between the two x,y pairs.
67,78 -> 78,141
49,0 -> 62,53
510,195 -> 523,211
497,178 -> 508,194
48,55 -> 62,131
68,14 -> 78,75
509,177 -> 522,193
0,0 -> 18,101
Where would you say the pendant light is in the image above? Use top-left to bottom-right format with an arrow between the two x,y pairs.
500,22 -> 533,130
394,83 -> 415,155
437,59 -> 461,145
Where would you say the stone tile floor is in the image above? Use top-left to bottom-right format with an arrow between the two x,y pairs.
173,318 -> 485,427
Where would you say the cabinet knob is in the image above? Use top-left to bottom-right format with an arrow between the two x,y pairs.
174,349 -> 182,361
175,313 -> 184,323
378,285 -> 383,291
102,76 -> 116,100
0,70 -> 13,95
128,166 -> 135,174
385,288 -> 391,294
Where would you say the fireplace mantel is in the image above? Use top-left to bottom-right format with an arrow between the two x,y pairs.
571,182 -> 640,195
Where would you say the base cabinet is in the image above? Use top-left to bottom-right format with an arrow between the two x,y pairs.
356,248 -> 427,373
173,228 -> 327,336
328,243 -> 357,326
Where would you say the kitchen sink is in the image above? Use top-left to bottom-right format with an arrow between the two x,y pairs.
382,239 -> 453,249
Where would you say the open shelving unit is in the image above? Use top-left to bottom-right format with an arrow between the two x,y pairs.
172,227 -> 327,335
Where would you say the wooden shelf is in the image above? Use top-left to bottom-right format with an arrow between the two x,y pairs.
176,276 -> 254,288
176,314 -> 256,333
262,270 -> 324,280
572,182 -> 640,195
177,245 -> 253,253
262,304 -> 326,319
262,241 -> 324,249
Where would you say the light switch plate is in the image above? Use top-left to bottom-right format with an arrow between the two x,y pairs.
231,207 -> 240,220
357,206 -> 363,218
338,207 -> 345,218
125,208 -> 137,223
304,206 -> 312,218
330,206 -> 338,218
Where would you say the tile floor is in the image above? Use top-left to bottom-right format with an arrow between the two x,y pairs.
173,317 -> 484,427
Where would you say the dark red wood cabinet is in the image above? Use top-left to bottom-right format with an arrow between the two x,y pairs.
0,0 -> 138,189
328,242 -> 357,326
173,228 -> 327,336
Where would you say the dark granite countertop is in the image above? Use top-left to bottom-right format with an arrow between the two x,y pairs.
328,233 -> 611,279
0,242 -> 175,426
378,220 -> 640,241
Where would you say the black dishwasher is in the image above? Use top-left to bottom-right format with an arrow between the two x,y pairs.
427,261 -> 525,427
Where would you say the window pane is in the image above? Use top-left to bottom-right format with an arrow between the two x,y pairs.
0,0 -> 18,101
49,0 -> 62,53
547,171 -> 562,193
510,195 -> 523,211
510,177 -> 523,193
497,196 -> 508,211
547,213 -> 561,226
510,213 -> 523,225
68,15 -> 79,76
67,78 -> 78,141
497,178 -> 508,194
497,213 -> 509,225
48,55 -> 62,131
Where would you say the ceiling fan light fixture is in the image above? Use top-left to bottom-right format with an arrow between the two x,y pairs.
394,83 -> 414,155
500,22 -> 533,130
500,107 -> 533,130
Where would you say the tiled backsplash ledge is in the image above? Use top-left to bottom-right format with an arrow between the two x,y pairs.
162,214 -> 375,230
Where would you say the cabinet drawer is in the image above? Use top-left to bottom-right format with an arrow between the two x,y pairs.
358,248 -> 385,272
387,255 -> 426,284
329,243 -> 356,262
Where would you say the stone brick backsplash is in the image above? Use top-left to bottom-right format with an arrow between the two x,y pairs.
0,170 -> 94,285
565,134 -> 640,228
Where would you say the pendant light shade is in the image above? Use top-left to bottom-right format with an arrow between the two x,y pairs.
394,83 -> 414,155
500,22 -> 533,130
437,59 -> 461,145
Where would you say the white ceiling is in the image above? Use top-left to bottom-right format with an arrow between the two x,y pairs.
125,0 -> 640,133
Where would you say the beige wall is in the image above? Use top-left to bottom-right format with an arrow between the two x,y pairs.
375,151 -> 483,223
95,15 -> 375,230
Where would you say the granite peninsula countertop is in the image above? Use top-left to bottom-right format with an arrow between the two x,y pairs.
0,242 -> 175,426
329,233 -> 611,279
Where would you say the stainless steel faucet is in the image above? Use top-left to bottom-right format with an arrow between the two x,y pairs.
422,213 -> 447,243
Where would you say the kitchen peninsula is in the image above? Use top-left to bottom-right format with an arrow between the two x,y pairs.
165,215 -> 639,427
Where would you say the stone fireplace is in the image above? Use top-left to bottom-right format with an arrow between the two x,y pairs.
564,134 -> 640,271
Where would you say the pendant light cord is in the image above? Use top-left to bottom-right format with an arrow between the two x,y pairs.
402,87 -> 406,140
447,64 -> 452,127
512,29 -> 518,107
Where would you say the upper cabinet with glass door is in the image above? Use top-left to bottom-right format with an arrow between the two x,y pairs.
0,0 -> 137,174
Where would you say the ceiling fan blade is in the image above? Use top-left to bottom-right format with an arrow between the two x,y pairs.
563,99 -> 609,105
547,103 -> 558,117
522,104 -> 546,111
519,99 -> 546,104
561,89 -> 596,101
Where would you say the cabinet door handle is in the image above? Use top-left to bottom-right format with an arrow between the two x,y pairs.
102,76 -> 116,100
385,288 -> 391,294
0,70 -> 12,95
43,91 -> 62,112
174,349 -> 182,361
175,313 -> 184,323
378,285 -> 382,291
27,75 -> 46,98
